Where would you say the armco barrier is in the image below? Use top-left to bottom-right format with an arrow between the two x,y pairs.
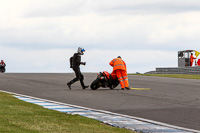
145,66 -> 200,74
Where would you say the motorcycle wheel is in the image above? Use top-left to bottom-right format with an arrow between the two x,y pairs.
90,79 -> 100,90
109,84 -> 117,89
109,81 -> 119,89
109,86 -> 114,89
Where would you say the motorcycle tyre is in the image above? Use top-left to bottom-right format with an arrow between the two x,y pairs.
90,79 -> 100,90
109,79 -> 119,90
109,83 -> 119,90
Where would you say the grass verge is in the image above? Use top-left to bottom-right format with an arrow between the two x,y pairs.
130,74 -> 200,79
0,92 -> 135,133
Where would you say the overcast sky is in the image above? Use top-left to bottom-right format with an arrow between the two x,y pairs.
1,0 -> 200,73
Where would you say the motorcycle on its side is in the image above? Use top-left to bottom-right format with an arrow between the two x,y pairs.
90,71 -> 119,90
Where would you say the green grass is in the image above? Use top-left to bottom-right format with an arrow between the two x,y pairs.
130,74 -> 200,79
0,92 -> 136,133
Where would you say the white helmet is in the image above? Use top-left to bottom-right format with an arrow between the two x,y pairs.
77,47 -> 85,55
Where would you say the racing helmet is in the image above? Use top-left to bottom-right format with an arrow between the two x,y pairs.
77,47 -> 85,55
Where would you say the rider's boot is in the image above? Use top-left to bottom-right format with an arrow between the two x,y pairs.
67,82 -> 72,90
80,79 -> 89,89
67,80 -> 75,90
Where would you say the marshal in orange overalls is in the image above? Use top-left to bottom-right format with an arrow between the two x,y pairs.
109,56 -> 129,89
190,53 -> 196,66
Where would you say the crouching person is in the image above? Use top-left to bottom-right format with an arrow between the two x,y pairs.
110,56 -> 130,90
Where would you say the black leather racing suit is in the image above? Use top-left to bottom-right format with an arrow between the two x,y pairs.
68,53 -> 86,88
0,63 -> 6,72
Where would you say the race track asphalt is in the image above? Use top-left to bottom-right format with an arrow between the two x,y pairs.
0,73 -> 200,130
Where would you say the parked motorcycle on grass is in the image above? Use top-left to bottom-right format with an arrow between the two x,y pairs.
90,71 -> 119,90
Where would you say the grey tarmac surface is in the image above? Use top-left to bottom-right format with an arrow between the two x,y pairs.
0,73 -> 200,130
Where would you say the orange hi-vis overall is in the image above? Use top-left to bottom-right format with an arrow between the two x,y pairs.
109,58 -> 129,88
190,55 -> 196,66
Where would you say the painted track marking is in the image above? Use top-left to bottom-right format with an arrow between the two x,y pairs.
131,88 -> 151,90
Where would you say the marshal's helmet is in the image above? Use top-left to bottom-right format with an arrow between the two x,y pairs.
77,47 -> 85,55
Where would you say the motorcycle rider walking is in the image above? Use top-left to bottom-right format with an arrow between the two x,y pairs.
109,56 -> 130,90
1,60 -> 6,66
67,47 -> 89,90
0,60 -> 6,72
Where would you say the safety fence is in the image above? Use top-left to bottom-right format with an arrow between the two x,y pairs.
145,66 -> 200,74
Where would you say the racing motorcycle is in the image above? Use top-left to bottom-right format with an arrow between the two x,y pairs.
90,71 -> 119,90
0,64 -> 6,73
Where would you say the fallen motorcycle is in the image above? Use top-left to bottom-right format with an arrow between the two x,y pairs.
90,71 -> 119,90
